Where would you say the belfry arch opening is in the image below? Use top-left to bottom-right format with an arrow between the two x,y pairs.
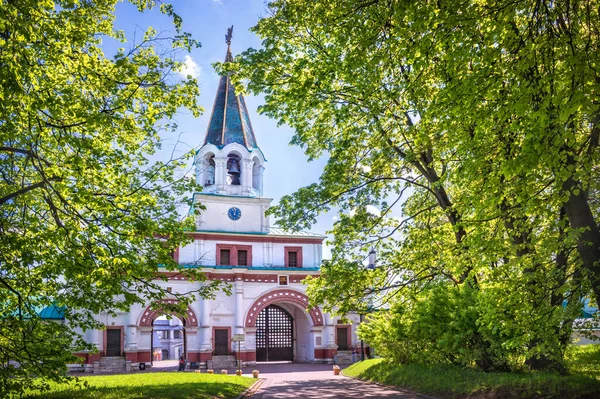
226,153 -> 241,186
151,314 -> 186,366
203,154 -> 215,187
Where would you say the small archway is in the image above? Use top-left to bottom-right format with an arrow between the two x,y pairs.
203,154 -> 216,187
139,301 -> 198,366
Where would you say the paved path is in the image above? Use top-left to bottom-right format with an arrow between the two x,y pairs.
239,363 -> 421,399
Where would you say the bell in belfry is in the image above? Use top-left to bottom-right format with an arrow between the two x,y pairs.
228,158 -> 241,185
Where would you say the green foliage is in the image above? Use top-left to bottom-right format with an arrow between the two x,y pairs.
234,0 -> 600,372
22,372 -> 255,399
343,349 -> 600,399
0,1 -> 217,395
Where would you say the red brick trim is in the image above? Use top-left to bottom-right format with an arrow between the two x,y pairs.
187,351 -> 201,362
137,351 -> 151,363
157,271 -> 318,282
191,232 -> 324,245
88,352 -> 101,363
314,348 -> 337,359
73,352 -> 88,364
284,246 -> 303,268
216,244 -> 253,266
335,325 -> 352,350
240,351 -> 256,362
173,247 -> 180,263
125,351 -> 139,362
212,326 -> 231,355
199,352 -> 212,362
103,326 -> 124,357
245,289 -> 324,327
138,299 -> 199,327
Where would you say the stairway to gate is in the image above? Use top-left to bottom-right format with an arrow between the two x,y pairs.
94,356 -> 127,374
207,355 -> 238,369
334,351 -> 355,365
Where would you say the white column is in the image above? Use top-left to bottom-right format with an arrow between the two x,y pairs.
234,282 -> 246,351
215,158 -> 227,191
200,299 -> 212,351
242,159 -> 253,194
259,166 -> 264,196
194,155 -> 203,186
124,310 -> 138,351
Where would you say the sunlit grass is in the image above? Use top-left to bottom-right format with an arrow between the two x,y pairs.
23,372 -> 255,399
343,345 -> 600,399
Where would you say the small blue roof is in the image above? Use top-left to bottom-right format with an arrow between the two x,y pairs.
39,304 -> 65,320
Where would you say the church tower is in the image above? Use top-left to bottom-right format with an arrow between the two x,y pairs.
193,26 -> 270,234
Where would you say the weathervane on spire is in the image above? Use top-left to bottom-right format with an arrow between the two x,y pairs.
225,25 -> 233,46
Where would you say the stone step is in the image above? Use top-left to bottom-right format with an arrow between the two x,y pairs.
334,351 -> 355,365
207,355 -> 237,370
95,356 -> 126,373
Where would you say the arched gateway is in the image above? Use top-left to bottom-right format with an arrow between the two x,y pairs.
245,289 -> 324,363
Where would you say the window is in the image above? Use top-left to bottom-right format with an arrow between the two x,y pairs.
216,244 -> 252,266
219,249 -> 230,266
284,247 -> 303,268
173,330 -> 181,339
238,250 -> 248,266
288,252 -> 298,267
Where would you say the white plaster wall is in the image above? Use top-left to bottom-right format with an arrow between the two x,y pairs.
179,239 -> 321,268
194,194 -> 272,234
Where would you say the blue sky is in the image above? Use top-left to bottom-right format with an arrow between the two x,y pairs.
112,1 -> 335,256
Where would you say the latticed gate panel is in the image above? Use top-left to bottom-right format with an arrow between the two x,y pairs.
256,305 -> 293,361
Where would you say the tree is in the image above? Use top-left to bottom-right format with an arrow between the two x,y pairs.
232,0 -> 600,371
0,1 -> 221,395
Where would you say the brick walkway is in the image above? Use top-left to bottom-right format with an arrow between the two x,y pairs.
238,363 -> 421,399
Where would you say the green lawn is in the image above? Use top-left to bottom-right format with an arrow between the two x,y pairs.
23,372 -> 255,399
343,345 -> 600,399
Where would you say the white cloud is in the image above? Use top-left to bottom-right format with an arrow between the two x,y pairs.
358,164 -> 371,173
178,55 -> 201,79
365,205 -> 381,217
332,216 -> 338,222
349,208 -> 357,217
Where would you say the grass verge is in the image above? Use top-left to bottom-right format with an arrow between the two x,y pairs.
343,345 -> 600,399
22,372 -> 255,399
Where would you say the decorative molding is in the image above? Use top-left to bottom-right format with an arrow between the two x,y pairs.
245,289 -> 324,328
138,300 -> 198,327
190,232 -> 324,244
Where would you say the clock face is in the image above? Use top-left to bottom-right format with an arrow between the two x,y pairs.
228,207 -> 242,221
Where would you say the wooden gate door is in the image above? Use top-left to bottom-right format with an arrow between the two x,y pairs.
214,329 -> 229,356
256,305 -> 293,362
106,329 -> 121,356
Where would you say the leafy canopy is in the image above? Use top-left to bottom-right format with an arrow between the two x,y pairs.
0,0 -> 218,395
233,0 -> 600,371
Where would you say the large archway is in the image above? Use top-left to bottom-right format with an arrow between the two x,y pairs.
245,289 -> 324,363
245,289 -> 323,328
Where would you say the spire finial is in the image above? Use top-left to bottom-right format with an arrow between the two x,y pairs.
225,25 -> 233,46
225,25 -> 234,62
